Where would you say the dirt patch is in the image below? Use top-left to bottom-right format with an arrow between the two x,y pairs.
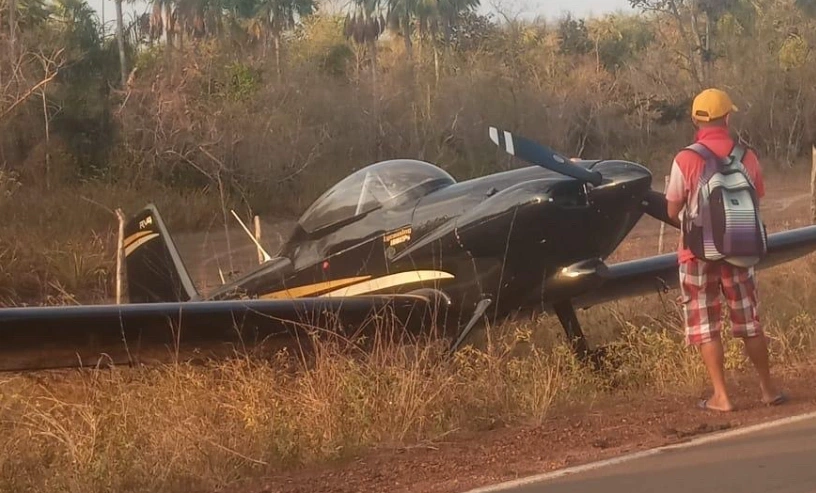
225,364 -> 816,493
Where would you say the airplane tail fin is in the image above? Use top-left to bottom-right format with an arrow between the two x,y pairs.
123,204 -> 199,303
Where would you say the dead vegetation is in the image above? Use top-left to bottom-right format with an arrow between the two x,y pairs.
0,249 -> 814,493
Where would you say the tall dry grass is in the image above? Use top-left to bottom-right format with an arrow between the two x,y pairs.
0,254 -> 814,493
0,181 -> 228,305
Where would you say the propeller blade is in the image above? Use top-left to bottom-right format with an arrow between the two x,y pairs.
640,189 -> 680,229
489,127 -> 603,186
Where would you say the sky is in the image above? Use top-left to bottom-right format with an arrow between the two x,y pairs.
84,0 -> 636,35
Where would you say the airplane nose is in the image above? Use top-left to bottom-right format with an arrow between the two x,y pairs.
453,161 -> 654,259
590,160 -> 653,191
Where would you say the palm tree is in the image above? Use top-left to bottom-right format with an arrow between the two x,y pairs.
6,0 -> 50,31
249,0 -> 315,83
115,0 -> 126,85
145,0 -> 176,48
343,0 -> 385,77
422,0 -> 478,80
382,0 -> 479,62
385,0 -> 418,60
437,0 -> 478,46
3,0 -> 50,56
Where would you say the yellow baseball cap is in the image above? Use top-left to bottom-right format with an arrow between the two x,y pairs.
691,88 -> 738,122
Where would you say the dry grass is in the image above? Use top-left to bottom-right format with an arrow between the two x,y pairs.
0,180 -> 231,305
0,253 -> 814,492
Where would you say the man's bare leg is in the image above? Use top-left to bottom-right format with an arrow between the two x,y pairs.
699,338 -> 734,411
743,333 -> 782,403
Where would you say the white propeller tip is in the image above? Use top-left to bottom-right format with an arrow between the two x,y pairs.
488,127 -> 499,145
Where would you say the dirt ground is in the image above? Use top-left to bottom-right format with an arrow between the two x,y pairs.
222,365 -> 816,493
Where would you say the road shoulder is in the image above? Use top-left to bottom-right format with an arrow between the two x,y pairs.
225,364 -> 816,493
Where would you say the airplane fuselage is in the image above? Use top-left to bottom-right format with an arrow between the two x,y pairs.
207,159 -> 653,334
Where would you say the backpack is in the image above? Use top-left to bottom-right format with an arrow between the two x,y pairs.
681,142 -> 768,267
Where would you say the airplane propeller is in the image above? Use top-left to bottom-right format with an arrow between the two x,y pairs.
488,127 -> 603,186
488,126 -> 680,229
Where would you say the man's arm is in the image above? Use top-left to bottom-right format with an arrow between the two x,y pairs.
667,198 -> 684,223
665,158 -> 686,223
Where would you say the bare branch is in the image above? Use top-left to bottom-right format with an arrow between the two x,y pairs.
0,70 -> 59,122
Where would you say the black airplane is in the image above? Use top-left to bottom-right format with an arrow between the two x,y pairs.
2,126 -> 816,371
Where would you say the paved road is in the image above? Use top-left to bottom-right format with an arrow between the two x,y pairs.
482,414 -> 816,493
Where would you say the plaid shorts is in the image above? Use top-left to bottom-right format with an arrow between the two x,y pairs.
678,258 -> 762,345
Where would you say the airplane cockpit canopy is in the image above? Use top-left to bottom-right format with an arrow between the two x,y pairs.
297,159 -> 457,233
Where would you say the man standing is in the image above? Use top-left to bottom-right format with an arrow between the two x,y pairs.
665,88 -> 787,412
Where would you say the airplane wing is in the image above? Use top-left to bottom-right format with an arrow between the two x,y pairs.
575,225 -> 816,309
0,293 -> 446,371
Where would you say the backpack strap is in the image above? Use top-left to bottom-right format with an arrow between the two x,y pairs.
685,142 -> 717,161
684,142 -> 724,183
725,144 -> 759,190
728,144 -> 747,165
680,143 -> 723,231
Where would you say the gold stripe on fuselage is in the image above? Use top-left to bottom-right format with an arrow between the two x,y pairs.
259,276 -> 372,299
257,270 -> 455,300
123,230 -> 153,249
320,270 -> 454,297
124,233 -> 160,256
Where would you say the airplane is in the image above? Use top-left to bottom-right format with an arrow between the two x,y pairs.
1,126 -> 816,372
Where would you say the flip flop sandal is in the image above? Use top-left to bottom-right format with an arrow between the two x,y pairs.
763,393 -> 788,406
697,399 -> 734,412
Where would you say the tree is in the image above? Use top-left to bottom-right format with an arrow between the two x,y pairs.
628,0 -> 707,88
437,0 -> 480,46
115,0 -> 126,86
246,0 -> 316,83
557,14 -> 591,57
587,14 -> 654,72
9,0 -> 16,53
343,0 -> 385,77
385,0 -> 418,60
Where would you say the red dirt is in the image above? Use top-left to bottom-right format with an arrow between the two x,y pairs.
224,365 -> 816,493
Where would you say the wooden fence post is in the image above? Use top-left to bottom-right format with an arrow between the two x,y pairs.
658,175 -> 669,253
254,215 -> 263,264
115,208 -> 126,304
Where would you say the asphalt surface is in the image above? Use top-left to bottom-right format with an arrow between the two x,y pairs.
485,414 -> 816,493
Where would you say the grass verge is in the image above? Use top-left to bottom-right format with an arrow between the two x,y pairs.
0,256 -> 814,493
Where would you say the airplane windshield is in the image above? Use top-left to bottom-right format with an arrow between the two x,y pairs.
298,159 -> 456,233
